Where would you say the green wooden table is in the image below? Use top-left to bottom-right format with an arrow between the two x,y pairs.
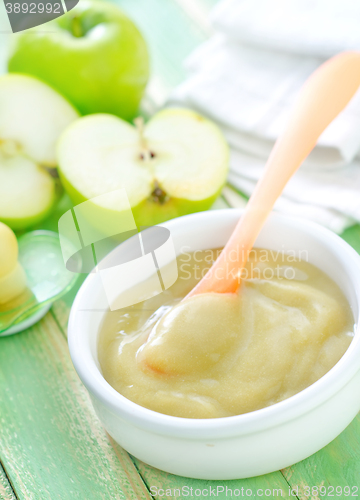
1,1 -> 360,498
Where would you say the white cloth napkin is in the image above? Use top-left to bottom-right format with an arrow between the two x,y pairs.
169,0 -> 360,233
212,0 -> 360,58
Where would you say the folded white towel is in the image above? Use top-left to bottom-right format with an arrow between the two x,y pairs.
227,150 -> 358,232
169,0 -> 360,233
212,0 -> 360,58
224,179 -> 354,234
171,36 -> 360,169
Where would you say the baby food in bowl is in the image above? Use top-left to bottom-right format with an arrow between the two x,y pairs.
98,247 -> 354,419
69,210 -> 360,479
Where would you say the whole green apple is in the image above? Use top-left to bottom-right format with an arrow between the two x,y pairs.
7,0 -> 150,121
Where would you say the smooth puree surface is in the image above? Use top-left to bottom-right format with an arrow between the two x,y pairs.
98,248 -> 354,419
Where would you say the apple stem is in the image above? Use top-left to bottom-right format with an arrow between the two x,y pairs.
71,16 -> 83,38
134,117 -> 153,162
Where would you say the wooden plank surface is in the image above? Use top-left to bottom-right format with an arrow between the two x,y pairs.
0,464 -> 16,500
0,313 -> 151,500
341,225 -> 360,255
282,416 -> 360,498
133,459 -> 294,500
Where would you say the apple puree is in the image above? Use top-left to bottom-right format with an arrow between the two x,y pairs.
98,248 -> 354,419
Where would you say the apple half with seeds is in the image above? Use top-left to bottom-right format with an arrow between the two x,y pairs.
0,74 -> 79,229
57,108 -> 229,227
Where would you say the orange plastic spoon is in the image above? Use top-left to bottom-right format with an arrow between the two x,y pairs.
187,51 -> 360,298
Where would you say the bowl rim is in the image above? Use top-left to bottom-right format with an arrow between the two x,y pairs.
68,209 -> 360,439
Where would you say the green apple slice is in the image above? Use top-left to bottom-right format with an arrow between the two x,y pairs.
57,108 -> 229,227
0,155 -> 56,229
0,74 -> 79,229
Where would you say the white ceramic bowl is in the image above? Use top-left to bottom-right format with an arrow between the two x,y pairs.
68,210 -> 360,480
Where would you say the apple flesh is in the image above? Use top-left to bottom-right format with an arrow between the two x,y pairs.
0,263 -> 27,305
57,108 -> 229,228
0,222 -> 27,305
0,74 -> 79,229
0,221 -> 18,277
7,0 -> 150,121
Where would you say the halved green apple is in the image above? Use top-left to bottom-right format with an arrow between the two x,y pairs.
57,108 -> 229,227
0,74 -> 79,229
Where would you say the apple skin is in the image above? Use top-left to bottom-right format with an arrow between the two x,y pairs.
7,0 -> 150,121
2,208 -> 54,231
1,181 -> 63,231
58,170 -> 222,230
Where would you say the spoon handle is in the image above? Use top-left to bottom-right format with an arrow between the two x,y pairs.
188,51 -> 360,297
